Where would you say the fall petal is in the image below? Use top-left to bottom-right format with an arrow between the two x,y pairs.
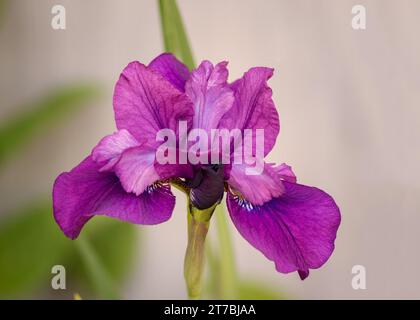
227,181 -> 341,278
228,162 -> 285,206
52,156 -> 175,239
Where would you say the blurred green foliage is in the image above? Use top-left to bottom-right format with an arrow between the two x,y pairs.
0,201 -> 70,297
0,203 -> 137,299
0,0 -> 6,22
0,1 -> 138,300
237,281 -> 285,300
0,85 -> 100,165
72,218 -> 138,299
0,53 -> 137,299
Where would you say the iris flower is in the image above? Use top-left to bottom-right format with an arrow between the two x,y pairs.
53,53 -> 340,286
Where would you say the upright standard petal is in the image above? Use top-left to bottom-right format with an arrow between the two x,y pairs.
53,156 -> 175,239
227,181 -> 341,279
148,53 -> 190,92
228,162 -> 285,206
219,67 -> 280,156
113,61 -> 194,142
185,60 -> 234,133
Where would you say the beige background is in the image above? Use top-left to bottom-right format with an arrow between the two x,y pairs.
1,0 -> 419,299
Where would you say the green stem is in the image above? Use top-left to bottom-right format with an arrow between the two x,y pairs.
205,240 -> 219,298
75,237 -> 119,299
215,204 -> 237,299
184,200 -> 216,299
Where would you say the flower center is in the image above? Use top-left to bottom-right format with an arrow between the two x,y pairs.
188,164 -> 225,210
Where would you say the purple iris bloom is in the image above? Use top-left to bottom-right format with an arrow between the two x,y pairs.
53,53 -> 340,280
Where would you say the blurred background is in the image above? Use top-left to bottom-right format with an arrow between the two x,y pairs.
0,0 -> 419,299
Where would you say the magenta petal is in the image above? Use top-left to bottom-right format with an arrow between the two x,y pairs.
91,129 -> 140,171
154,155 -> 195,181
114,144 -> 160,196
228,162 -> 285,206
53,156 -> 175,239
113,61 -> 194,142
227,181 -> 341,278
272,163 -> 297,183
148,53 -> 190,92
185,60 -> 234,132
220,67 -> 280,156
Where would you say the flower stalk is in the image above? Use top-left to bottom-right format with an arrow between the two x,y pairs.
184,200 -> 217,299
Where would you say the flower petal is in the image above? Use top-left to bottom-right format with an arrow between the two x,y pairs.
91,129 -> 140,171
154,146 -> 195,180
227,181 -> 341,278
148,53 -> 190,92
114,143 -> 160,196
228,162 -> 285,206
185,60 -> 234,132
53,156 -> 175,239
219,67 -> 280,156
113,61 -> 194,142
271,163 -> 297,183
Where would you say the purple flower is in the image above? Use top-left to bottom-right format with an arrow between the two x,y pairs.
53,53 -> 341,280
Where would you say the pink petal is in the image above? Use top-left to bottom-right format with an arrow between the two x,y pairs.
228,162 -> 285,206
91,129 -> 140,171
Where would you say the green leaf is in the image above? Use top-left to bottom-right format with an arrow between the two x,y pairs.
74,217 -> 138,298
0,201 -> 71,298
0,202 -> 138,299
0,0 -> 7,22
0,84 -> 100,165
74,237 -> 119,300
158,0 -> 195,70
237,280 -> 286,300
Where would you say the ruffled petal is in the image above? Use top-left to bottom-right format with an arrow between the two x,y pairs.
271,163 -> 297,183
228,162 -> 285,206
219,67 -> 280,156
185,60 -> 234,133
227,181 -> 341,279
148,53 -> 190,92
113,143 -> 161,196
113,61 -> 194,142
91,129 -> 140,171
53,156 -> 175,239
